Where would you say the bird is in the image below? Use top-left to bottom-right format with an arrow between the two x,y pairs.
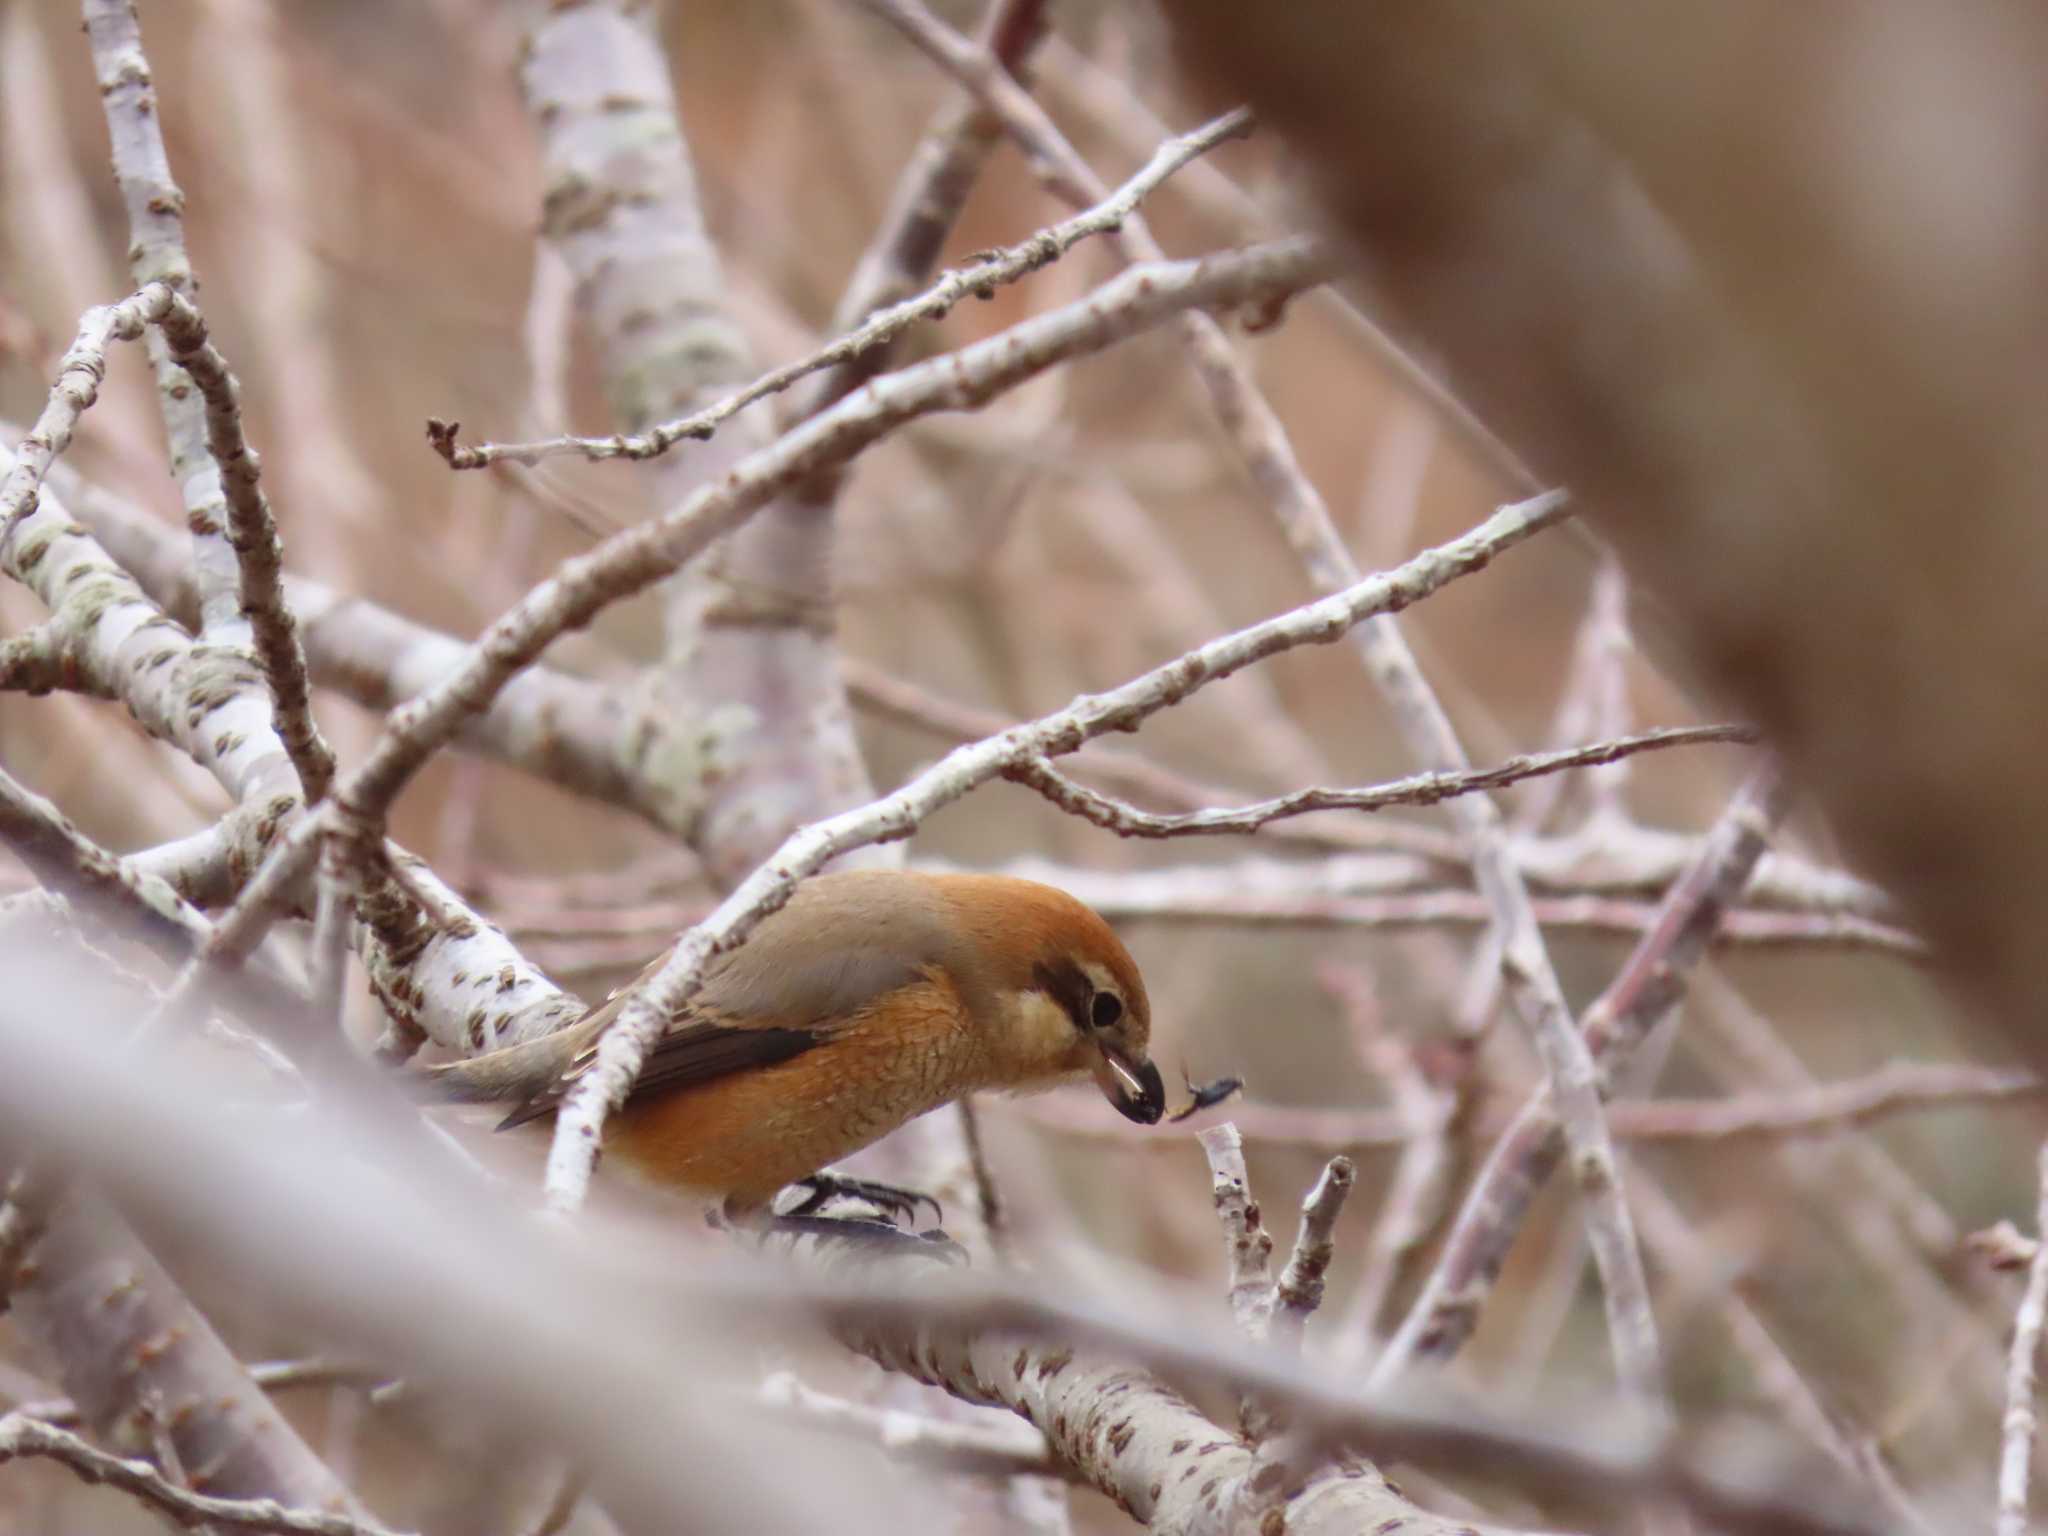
419,869 -> 1167,1241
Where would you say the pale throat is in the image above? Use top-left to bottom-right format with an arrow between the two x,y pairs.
1002,987 -> 1089,1083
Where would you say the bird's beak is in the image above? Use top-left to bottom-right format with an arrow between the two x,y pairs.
1092,1041 -> 1165,1125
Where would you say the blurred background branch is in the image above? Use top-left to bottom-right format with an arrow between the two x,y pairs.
0,1 -> 2039,1533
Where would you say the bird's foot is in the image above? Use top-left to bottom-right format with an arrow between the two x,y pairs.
760,1213 -> 967,1266
783,1173 -> 943,1228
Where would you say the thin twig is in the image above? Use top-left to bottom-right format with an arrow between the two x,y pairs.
1033,33 -> 1536,489
953,1096 -> 1011,1265
0,1164 -> 60,1317
0,1411 -> 408,1536
785,0 -> 1051,433
387,240 -> 1324,819
1690,967 -> 2013,1443
499,863 -> 1919,971
79,0 -> 238,632
761,1370 -> 1067,1481
0,764 -> 308,1037
1324,966 -> 1453,1365
36,444 -> 668,836
0,762 -> 216,961
1997,1142 -> 2048,1536
1580,558 -> 1637,823
1005,724 -> 1755,838
847,658 -> 1462,862
432,109 -> 1253,469
1627,1171 -> 1850,1467
1004,1059 -> 2042,1150
0,295 -> 146,547
1199,1124 -> 1276,1341
152,299 -> 335,802
11,1359 -> 397,1428
1609,1062 -> 2044,1142
1271,1157 -> 1355,1351
1374,767 -> 1790,1384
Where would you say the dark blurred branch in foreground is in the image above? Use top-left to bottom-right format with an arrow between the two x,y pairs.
1160,0 -> 2048,1060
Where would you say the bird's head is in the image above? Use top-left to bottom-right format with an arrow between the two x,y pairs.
933,874 -> 1164,1126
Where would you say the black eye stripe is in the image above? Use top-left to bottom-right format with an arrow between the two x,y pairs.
1090,992 -> 1123,1029
1032,959 -> 1097,1032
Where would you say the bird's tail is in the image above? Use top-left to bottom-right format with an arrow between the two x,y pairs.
407,1025 -> 591,1106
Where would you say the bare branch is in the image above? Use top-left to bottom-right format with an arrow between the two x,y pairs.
0,1411 -> 406,1536
310,834 -> 352,1042
152,298 -> 335,802
1271,1157 -> 1355,1349
759,1371 -> 1068,1482
1,294 -> 147,545
953,1094 -> 1011,1265
855,0 -> 1671,1417
432,109 -> 1255,470
36,450 -> 667,838
1375,767 -> 1790,1382
1034,32 -> 1538,490
0,1164 -> 59,1317
164,234 -> 1333,1031
1612,1062 -> 2044,1142
847,658 -> 1462,862
1198,1123 -> 1276,1340
78,0 -> 237,631
1998,1143 -> 2048,1536
0,313 -> 309,899
542,491 -> 1566,1210
827,1281 -> 1885,1536
1007,1059 -> 2040,1155
0,624 -> 65,695
378,237 -> 1327,833
518,0 -> 889,890
968,858 -> 1920,957
10,1186 -> 371,1520
788,0 -> 1050,427
1005,724 -> 1755,839
0,761 -> 217,962
78,0 -> 331,823
847,676 -> 1881,907
12,1360 -> 408,1429
0,959 -> 1543,1536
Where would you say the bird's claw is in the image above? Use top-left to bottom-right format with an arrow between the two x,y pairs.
784,1173 -> 943,1228
760,1213 -> 968,1266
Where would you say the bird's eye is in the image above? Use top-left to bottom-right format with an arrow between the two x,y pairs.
1090,992 -> 1124,1029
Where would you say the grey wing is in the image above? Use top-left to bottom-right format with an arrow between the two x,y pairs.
494,1014 -> 825,1130
495,880 -> 952,1132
